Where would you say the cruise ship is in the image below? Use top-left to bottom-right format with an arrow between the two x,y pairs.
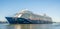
5,9 -> 52,24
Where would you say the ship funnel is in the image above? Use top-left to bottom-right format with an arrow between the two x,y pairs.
21,9 -> 28,12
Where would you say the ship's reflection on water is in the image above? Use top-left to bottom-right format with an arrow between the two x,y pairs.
5,24 -> 52,29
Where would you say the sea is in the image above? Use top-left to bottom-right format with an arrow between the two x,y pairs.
0,23 -> 60,29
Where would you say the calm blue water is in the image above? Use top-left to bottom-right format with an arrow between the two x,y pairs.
0,23 -> 60,29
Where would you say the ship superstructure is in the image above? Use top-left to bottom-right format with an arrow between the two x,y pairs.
5,10 -> 52,24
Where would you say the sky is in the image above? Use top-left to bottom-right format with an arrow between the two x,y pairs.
0,0 -> 60,22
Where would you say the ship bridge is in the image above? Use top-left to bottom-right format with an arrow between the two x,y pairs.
14,10 -> 33,17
